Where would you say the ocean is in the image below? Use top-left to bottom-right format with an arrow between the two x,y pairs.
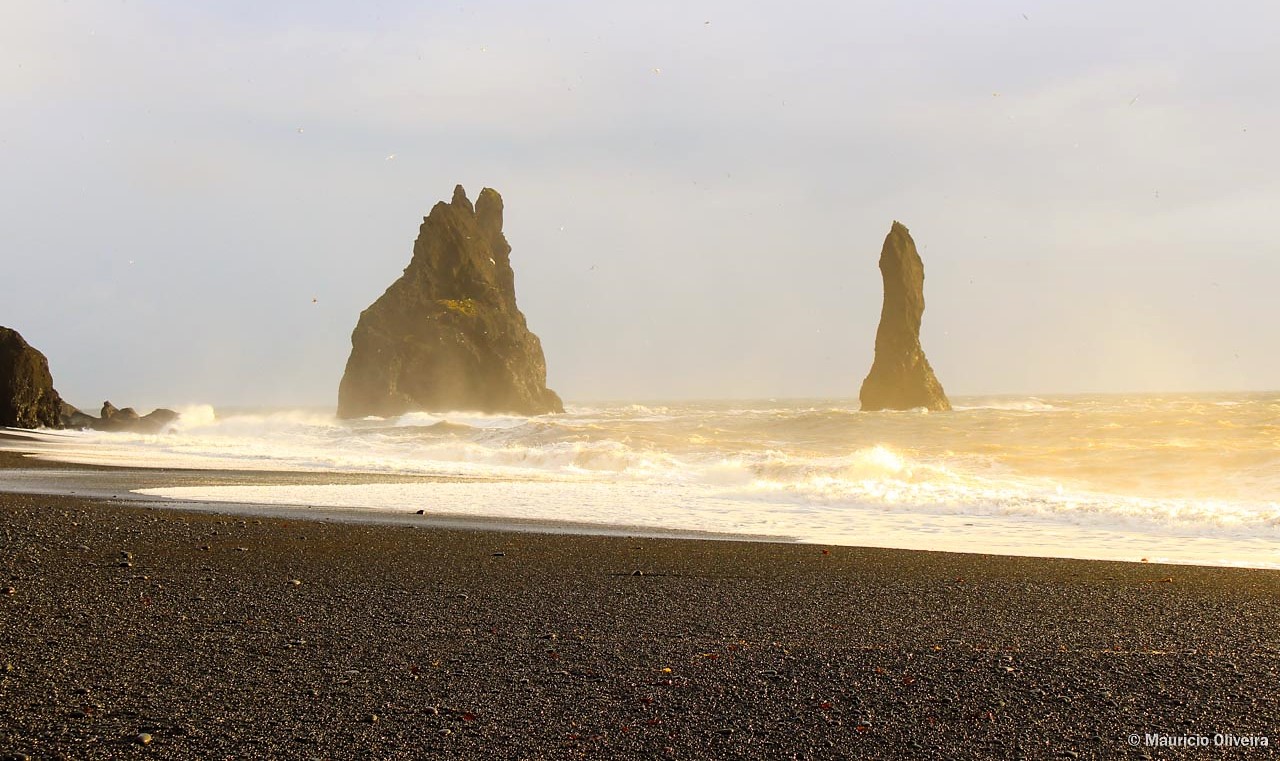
13,393 -> 1280,568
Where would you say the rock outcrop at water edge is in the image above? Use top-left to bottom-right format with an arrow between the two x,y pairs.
0,326 -> 180,432
0,326 -> 66,429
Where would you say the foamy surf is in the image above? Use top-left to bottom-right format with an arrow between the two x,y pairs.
7,393 -> 1279,568
131,478 -> 1280,569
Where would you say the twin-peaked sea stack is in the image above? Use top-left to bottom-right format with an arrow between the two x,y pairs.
337,186 -> 563,418
859,222 -> 951,412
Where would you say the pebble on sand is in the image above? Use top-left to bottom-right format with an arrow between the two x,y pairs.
135,732 -> 152,745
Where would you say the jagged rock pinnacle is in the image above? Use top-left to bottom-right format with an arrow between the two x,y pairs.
337,186 -> 562,418
859,222 -> 951,412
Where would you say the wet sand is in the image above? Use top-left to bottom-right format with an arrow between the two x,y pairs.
1,447 -> 1278,758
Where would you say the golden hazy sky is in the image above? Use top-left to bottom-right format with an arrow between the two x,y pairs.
3,1 -> 1277,404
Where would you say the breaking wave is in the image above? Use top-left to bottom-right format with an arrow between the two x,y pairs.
11,393 -> 1280,566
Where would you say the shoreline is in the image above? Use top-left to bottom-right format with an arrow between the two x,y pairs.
0,445 -> 792,545
3,429 -> 1277,571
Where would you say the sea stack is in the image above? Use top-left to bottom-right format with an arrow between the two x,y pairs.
859,222 -> 951,412
0,326 -> 66,429
337,185 -> 563,418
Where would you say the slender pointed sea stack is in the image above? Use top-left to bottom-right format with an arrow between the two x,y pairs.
859,222 -> 951,412
337,186 -> 563,418
0,326 -> 66,428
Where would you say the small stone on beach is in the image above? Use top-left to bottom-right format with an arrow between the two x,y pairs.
135,732 -> 152,745
289,579 -> 302,586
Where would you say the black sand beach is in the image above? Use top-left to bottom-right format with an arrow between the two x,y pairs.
1,451 -> 1278,759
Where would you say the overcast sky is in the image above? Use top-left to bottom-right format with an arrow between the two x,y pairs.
3,1 -> 1278,408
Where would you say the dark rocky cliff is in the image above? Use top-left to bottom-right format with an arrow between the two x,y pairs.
859,222 -> 951,412
0,327 -> 65,429
1,327 -> 179,432
338,186 -> 563,418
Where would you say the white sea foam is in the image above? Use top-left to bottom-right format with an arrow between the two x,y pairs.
12,393 -> 1280,567
134,479 -> 1280,569
952,398 -> 1062,412
392,410 -> 534,429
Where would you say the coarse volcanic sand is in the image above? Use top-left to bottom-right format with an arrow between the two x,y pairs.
0,488 -> 1278,758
